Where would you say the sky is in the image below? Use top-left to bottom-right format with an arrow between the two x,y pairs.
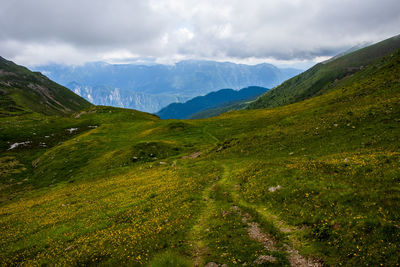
1,0 -> 399,69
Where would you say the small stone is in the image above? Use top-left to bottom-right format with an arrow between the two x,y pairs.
268,185 -> 281,192
66,128 -> 78,133
254,255 -> 276,265
289,152 -> 294,155
65,245 -> 75,251
205,262 -> 218,267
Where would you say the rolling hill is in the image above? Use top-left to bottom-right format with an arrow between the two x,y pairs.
249,34 -> 400,109
0,35 -> 399,266
156,86 -> 268,119
0,57 -> 91,116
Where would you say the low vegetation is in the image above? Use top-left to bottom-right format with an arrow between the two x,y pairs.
0,42 -> 399,265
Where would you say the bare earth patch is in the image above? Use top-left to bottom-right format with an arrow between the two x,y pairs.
231,205 -> 323,267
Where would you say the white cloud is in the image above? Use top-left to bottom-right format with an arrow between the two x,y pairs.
0,0 -> 399,67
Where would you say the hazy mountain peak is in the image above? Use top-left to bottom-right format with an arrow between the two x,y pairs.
33,60 -> 301,113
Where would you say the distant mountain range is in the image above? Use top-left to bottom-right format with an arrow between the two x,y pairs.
32,61 -> 301,113
157,86 -> 268,119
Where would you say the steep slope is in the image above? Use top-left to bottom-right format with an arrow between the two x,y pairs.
33,61 -> 301,112
156,86 -> 268,119
249,34 -> 400,109
0,57 -> 91,116
0,44 -> 399,266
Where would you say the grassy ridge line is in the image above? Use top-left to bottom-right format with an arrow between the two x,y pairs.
0,56 -> 91,116
248,34 -> 400,110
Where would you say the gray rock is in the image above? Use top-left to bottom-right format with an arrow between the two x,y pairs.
268,185 -> 281,192
254,255 -> 276,264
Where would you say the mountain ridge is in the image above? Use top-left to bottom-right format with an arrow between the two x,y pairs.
156,86 -> 268,119
248,34 -> 400,109
0,56 -> 91,116
33,60 -> 301,112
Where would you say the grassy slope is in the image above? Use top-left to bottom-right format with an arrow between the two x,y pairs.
188,95 -> 260,119
0,57 -> 91,116
248,34 -> 400,109
0,50 -> 399,266
156,86 -> 267,120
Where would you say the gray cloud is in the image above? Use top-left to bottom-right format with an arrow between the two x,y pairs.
1,0 -> 399,66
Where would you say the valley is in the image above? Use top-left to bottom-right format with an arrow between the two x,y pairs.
0,36 -> 399,266
33,61 -> 300,113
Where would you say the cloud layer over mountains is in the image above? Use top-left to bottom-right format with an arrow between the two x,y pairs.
1,0 -> 399,66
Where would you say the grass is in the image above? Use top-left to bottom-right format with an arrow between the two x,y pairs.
148,251 -> 191,267
0,48 -> 399,265
0,56 -> 91,117
249,34 -> 400,109
0,159 -> 218,265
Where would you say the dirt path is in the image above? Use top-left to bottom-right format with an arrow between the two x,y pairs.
203,127 -> 220,145
188,161 -> 322,266
232,204 -> 323,266
224,164 -> 323,267
188,183 -> 214,267
188,162 -> 231,266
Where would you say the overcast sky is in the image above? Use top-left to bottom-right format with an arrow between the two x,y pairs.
1,0 -> 399,68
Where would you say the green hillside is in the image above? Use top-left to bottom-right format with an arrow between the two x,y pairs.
0,57 -> 91,116
188,97 -> 258,119
0,44 -> 399,266
157,86 -> 268,119
248,34 -> 400,109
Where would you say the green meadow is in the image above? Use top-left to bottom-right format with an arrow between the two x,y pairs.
1,46 -> 400,266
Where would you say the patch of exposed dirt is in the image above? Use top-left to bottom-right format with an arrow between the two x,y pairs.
231,205 -> 323,267
182,151 -> 201,159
